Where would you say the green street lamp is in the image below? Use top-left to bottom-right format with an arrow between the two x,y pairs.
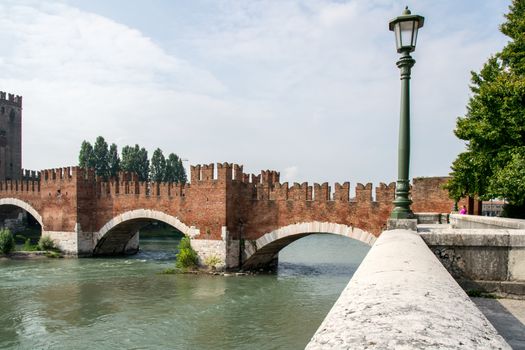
389,7 -> 424,219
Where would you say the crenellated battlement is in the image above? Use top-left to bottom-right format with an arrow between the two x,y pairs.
22,169 -> 40,181
0,91 -> 22,107
96,178 -> 189,198
42,167 -> 74,182
0,162 -> 400,204
187,163 -> 399,203
0,179 -> 40,193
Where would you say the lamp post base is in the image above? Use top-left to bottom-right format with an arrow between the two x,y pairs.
390,208 -> 415,219
387,218 -> 417,231
391,180 -> 414,219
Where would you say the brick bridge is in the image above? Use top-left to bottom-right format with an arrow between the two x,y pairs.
0,163 -> 455,270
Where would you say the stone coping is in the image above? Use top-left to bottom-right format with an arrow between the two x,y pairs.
305,229 -> 510,349
419,229 -> 525,247
451,214 -> 525,230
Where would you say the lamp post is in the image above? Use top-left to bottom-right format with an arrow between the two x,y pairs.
389,7 -> 424,219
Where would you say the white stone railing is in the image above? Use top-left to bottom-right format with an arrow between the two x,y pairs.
450,214 -> 525,229
305,229 -> 510,349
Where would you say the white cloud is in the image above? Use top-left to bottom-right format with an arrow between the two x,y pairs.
0,0 -> 510,187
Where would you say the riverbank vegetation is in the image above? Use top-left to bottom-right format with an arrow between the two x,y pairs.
0,229 -> 62,258
175,236 -> 198,269
78,136 -> 187,183
445,0 -> 525,218
0,229 -> 15,254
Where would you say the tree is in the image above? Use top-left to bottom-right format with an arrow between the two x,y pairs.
177,158 -> 187,184
120,145 -> 136,174
121,144 -> 149,181
137,147 -> 149,181
164,153 -> 178,182
164,153 -> 187,183
78,140 -> 95,169
93,136 -> 109,179
446,0 -> 525,217
150,148 -> 166,182
108,143 -> 120,179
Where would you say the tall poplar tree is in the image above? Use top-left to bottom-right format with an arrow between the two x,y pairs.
78,140 -> 95,169
150,148 -> 166,182
446,0 -> 525,217
93,136 -> 109,179
108,143 -> 120,179
164,153 -> 179,182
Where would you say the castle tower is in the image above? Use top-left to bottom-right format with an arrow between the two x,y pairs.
0,91 -> 22,180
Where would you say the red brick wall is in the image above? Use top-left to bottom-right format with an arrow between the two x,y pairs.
0,164 -> 461,241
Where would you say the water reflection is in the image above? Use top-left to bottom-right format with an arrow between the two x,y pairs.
0,234 -> 369,350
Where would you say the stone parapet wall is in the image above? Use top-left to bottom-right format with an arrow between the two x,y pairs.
451,214 -> 525,230
306,230 -> 510,349
420,225 -> 525,298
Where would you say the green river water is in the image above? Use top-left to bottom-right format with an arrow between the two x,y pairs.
0,234 -> 369,350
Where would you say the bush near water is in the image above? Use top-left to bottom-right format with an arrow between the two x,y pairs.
0,229 -> 15,254
175,236 -> 198,269
38,235 -> 55,251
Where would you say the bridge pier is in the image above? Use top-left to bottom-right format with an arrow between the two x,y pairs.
191,228 -> 240,270
44,226 -> 94,257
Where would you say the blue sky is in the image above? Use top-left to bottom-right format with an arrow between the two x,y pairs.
0,0 -> 510,187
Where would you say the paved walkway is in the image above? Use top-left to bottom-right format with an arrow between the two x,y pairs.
472,298 -> 525,349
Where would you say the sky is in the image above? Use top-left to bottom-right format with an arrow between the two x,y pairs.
0,0 -> 510,188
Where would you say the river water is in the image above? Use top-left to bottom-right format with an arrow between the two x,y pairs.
0,234 -> 369,350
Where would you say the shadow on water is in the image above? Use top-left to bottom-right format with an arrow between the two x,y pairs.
134,222 -> 183,261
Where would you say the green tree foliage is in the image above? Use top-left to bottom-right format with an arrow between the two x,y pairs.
177,158 -> 187,184
150,148 -> 166,182
164,153 -> 178,182
120,145 -> 136,174
137,147 -> 150,181
93,136 -> 110,179
164,153 -> 187,183
175,236 -> 198,269
446,0 -> 525,217
78,137 -> 184,183
78,140 -> 95,169
108,143 -> 120,179
121,144 -> 150,181
0,229 -> 15,254
38,235 -> 55,251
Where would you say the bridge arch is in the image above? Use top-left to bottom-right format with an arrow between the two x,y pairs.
242,221 -> 376,271
93,209 -> 199,255
0,197 -> 43,228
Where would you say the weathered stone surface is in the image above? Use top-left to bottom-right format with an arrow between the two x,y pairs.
451,214 -> 525,230
420,225 -> 525,294
387,218 -> 417,231
306,230 -> 510,350
191,238 -> 226,268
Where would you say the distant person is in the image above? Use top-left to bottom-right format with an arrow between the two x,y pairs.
459,205 -> 467,215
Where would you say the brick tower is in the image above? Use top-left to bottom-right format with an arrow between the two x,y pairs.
0,91 -> 22,180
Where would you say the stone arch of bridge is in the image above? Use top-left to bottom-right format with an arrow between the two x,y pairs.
242,221 -> 376,271
0,197 -> 44,228
93,209 -> 199,255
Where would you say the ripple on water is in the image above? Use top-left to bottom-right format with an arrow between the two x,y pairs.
0,234 -> 369,350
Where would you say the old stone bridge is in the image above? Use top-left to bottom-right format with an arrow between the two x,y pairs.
0,163 -> 455,270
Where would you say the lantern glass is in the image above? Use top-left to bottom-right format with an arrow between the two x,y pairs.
394,19 -> 419,52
